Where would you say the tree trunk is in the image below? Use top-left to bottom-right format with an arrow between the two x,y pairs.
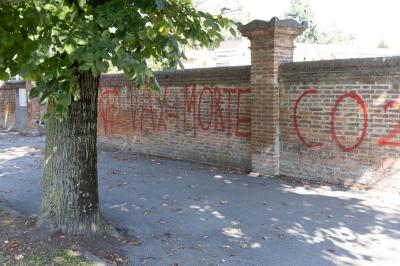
38,71 -> 112,237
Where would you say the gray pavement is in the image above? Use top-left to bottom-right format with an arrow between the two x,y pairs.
0,130 -> 399,266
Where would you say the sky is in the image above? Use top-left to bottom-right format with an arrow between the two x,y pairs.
198,0 -> 400,50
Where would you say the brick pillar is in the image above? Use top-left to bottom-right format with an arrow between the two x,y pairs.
25,81 -> 43,136
240,17 -> 305,176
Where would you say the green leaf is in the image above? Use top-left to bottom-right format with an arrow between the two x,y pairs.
82,52 -> 96,62
78,63 -> 93,71
64,44 -> 76,54
124,33 -> 136,43
101,29 -> 110,39
58,6 -> 71,20
78,0 -> 86,9
43,112 -> 52,121
0,70 -> 10,81
126,71 -> 137,80
229,27 -> 237,37
159,25 -> 170,36
133,62 -> 147,73
29,87 -> 40,99
58,93 -> 71,107
40,93 -> 50,104
149,78 -> 161,95
74,38 -> 88,46
116,55 -> 135,69
146,29 -> 157,40
95,60 -> 108,73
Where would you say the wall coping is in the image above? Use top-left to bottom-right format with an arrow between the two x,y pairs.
240,17 -> 306,38
101,65 -> 251,86
279,56 -> 400,82
0,80 -> 25,89
246,17 -> 305,30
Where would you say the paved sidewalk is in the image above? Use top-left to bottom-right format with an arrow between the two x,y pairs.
0,130 -> 399,266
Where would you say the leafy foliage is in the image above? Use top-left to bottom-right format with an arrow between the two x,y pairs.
286,0 -> 319,43
286,0 -> 354,45
378,39 -> 389,49
0,0 -> 234,119
191,0 -> 245,42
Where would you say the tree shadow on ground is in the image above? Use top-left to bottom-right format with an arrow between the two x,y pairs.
0,131 -> 399,265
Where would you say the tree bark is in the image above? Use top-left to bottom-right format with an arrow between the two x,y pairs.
38,71 -> 112,237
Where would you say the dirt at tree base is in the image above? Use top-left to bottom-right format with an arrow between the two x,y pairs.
0,201 -> 133,265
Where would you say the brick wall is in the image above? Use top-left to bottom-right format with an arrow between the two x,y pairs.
241,18 -> 305,176
0,81 -> 22,130
26,82 -> 46,136
1,17 -> 399,192
98,66 -> 252,168
0,81 -> 44,135
279,57 -> 400,191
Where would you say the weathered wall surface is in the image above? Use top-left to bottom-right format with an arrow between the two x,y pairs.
0,81 -> 23,130
279,57 -> 400,191
26,82 -> 46,136
0,81 -> 44,135
98,66 -> 252,168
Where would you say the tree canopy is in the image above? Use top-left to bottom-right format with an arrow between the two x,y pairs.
0,0 -> 234,237
286,0 -> 319,43
286,0 -> 355,45
0,0 -> 233,118
192,0 -> 250,25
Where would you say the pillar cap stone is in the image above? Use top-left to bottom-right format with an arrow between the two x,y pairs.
240,17 -> 307,38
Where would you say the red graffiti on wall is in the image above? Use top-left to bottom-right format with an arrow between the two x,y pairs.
213,87 -> 225,132
183,85 -> 197,137
157,87 -> 168,131
378,100 -> 400,147
294,90 -> 368,152
141,86 -> 156,132
99,88 -> 119,135
293,89 -> 400,152
166,94 -> 179,123
98,83 -> 251,138
331,92 -> 368,152
129,87 -> 139,131
293,89 -> 323,148
198,86 -> 213,131
236,88 -> 251,137
224,88 -> 236,136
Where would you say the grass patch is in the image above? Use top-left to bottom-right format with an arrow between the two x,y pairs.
14,248 -> 95,266
0,207 -> 125,265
